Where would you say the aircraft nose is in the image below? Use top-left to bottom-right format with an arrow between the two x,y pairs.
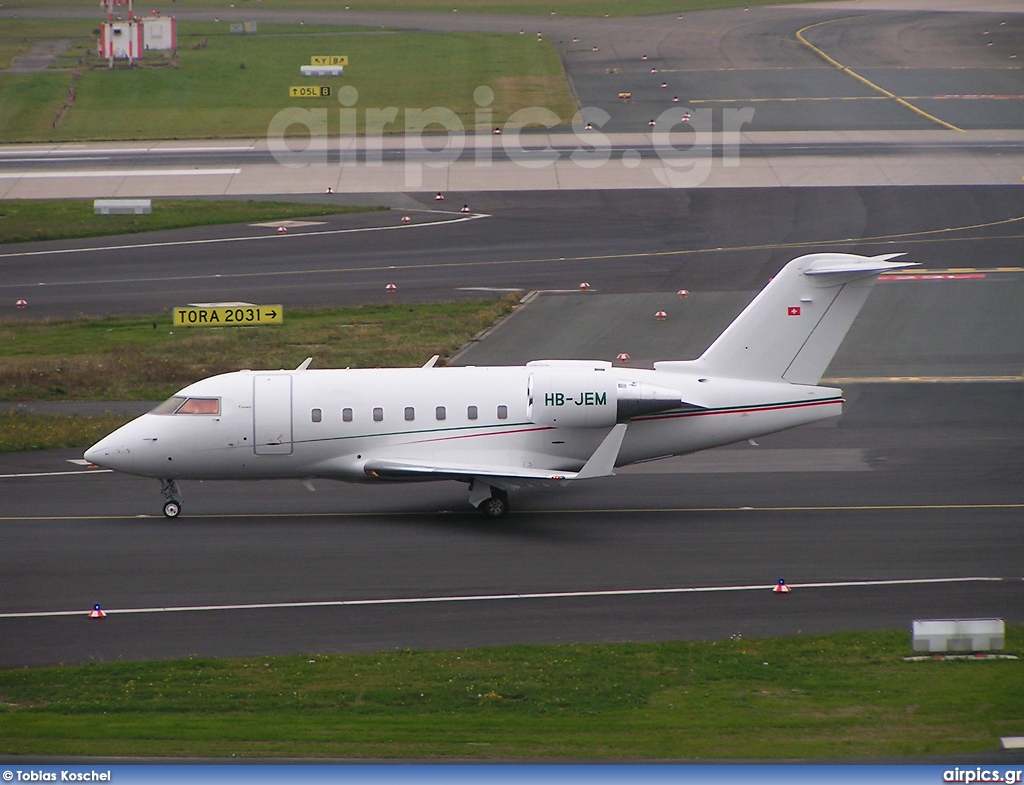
84,434 -> 128,470
83,441 -> 104,466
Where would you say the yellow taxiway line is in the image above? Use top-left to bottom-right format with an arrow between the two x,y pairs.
0,216 -> 1021,290
795,17 -> 965,133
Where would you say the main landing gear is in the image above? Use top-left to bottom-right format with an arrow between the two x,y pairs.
469,479 -> 509,518
161,479 -> 182,518
480,489 -> 509,519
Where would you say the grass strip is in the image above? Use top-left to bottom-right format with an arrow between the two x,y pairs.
0,298 -> 518,405
2,0 -> 821,17
0,410 -> 132,452
0,22 -> 576,142
0,631 -> 1021,758
0,199 -> 385,245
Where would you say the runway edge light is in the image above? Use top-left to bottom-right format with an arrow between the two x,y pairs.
89,603 -> 107,618
773,579 -> 791,594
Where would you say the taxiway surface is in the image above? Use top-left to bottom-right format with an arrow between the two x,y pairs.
1,283 -> 1021,667
1,378 -> 1022,667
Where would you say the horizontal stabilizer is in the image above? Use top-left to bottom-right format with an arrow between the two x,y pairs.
803,253 -> 910,275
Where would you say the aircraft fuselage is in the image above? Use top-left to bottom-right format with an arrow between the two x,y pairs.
87,363 -> 842,482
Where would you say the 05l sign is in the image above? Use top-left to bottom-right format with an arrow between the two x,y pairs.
289,85 -> 331,98
173,305 -> 284,327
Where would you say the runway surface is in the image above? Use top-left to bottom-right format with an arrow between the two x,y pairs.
2,185 -> 1024,319
0,3 -> 1022,668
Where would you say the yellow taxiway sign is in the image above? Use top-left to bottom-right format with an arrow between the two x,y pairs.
173,305 -> 283,327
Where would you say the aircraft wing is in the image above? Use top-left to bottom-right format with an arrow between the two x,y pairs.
363,423 -> 629,485
363,458 -> 578,483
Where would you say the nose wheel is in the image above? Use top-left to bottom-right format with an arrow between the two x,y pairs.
160,479 -> 182,518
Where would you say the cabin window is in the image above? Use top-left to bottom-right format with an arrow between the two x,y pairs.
155,396 -> 219,415
311,408 -> 322,423
373,407 -> 384,422
342,407 -> 353,422
497,405 -> 508,420
405,407 -> 415,421
467,405 -> 478,420
435,406 -> 446,421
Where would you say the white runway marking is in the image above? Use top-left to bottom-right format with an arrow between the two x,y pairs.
0,157 -> 110,163
0,576 -> 1005,620
0,469 -> 112,480
0,212 -> 487,261
0,146 -> 255,155
0,168 -> 241,179
146,146 -> 256,153
250,220 -> 327,228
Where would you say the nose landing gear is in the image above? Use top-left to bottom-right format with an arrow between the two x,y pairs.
161,479 -> 182,518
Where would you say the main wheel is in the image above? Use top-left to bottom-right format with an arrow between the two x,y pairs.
163,500 -> 181,518
481,491 -> 509,518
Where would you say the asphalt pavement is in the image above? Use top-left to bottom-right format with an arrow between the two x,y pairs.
2,185 -> 1022,319
1,378 -> 1022,667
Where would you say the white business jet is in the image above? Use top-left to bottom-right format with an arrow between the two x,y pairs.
85,252 -> 912,518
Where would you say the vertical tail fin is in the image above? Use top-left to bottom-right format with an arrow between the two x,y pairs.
694,253 -> 915,385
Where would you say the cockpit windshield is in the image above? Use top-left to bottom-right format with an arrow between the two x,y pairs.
150,396 -> 220,415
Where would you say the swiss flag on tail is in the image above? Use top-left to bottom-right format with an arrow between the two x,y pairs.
787,306 -> 801,316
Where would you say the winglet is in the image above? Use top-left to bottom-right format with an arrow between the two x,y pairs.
422,355 -> 440,368
575,423 -> 628,480
296,357 -> 313,371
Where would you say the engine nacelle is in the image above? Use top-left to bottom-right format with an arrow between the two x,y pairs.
527,363 -> 618,428
527,362 -> 684,428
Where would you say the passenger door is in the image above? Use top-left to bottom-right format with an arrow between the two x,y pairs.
253,374 -> 293,455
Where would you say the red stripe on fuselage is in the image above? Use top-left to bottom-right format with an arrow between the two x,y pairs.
398,399 -> 842,443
